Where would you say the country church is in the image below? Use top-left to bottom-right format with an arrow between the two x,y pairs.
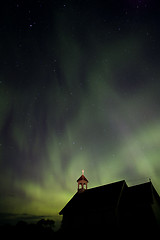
59,171 -> 160,237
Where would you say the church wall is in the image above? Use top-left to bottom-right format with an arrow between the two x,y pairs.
152,194 -> 160,227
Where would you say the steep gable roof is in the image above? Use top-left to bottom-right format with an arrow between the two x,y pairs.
120,181 -> 160,207
59,180 -> 126,215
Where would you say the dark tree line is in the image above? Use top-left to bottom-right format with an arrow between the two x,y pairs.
0,219 -> 58,239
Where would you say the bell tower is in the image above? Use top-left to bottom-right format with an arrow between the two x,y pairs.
77,170 -> 88,193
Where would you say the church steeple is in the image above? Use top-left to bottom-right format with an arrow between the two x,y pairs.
77,170 -> 88,193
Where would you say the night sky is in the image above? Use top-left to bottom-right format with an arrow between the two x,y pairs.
1,0 -> 160,226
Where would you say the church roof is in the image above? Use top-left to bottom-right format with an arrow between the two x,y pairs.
59,180 -> 160,216
120,181 -> 160,206
59,180 -> 126,215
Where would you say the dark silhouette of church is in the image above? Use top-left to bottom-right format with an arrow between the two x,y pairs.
59,171 -> 160,237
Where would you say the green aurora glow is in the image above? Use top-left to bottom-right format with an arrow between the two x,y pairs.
1,0 -> 160,226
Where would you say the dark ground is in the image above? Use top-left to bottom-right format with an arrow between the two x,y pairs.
1,218 -> 159,239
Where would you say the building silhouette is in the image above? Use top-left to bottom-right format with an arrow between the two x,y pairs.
59,171 -> 160,237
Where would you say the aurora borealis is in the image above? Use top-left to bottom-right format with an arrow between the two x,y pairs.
1,0 -> 160,226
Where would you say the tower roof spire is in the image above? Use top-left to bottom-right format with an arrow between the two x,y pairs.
77,170 -> 88,182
